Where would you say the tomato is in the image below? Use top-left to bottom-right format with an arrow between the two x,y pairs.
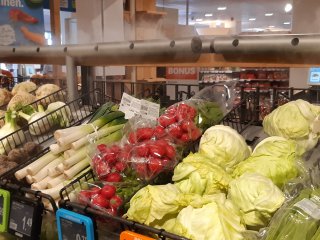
191,128 -> 202,140
109,195 -> 123,210
158,114 -> 176,127
136,128 -> 154,141
168,124 -> 183,138
105,172 -> 122,182
149,144 -> 166,158
114,161 -> 126,172
180,133 -> 191,143
148,157 -> 164,174
153,125 -> 166,138
101,185 -> 116,199
135,144 -> 149,157
165,144 -> 176,159
91,194 -> 110,208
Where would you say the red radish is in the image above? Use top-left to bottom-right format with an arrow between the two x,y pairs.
135,144 -> 149,157
156,139 -> 168,148
191,128 -> 202,140
168,124 -> 183,138
105,172 -> 122,182
148,157 -> 164,174
109,195 -> 123,210
115,162 -> 126,172
149,145 -> 166,158
89,187 -> 101,196
136,128 -> 154,141
95,161 -> 111,177
128,132 -> 136,144
161,157 -> 173,169
103,152 -> 117,164
91,195 -> 110,208
158,114 -> 176,127
110,145 -> 121,155
188,107 -> 197,119
180,120 -> 196,132
154,125 -> 166,138
78,190 -> 92,204
97,144 -> 107,153
165,145 -> 176,159
101,185 -> 116,199
180,133 -> 191,143
166,107 -> 177,116
134,163 -> 148,178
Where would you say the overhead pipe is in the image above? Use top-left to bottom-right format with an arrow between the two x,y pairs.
211,34 -> 320,54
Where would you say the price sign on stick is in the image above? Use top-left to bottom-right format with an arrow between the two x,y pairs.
8,195 -> 43,240
56,208 -> 95,240
0,189 -> 10,232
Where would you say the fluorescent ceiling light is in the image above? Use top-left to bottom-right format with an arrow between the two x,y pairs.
285,3 -> 292,12
205,13 -> 213,17
265,13 -> 274,16
217,6 -> 227,10
196,18 -> 203,22
283,22 -> 291,25
249,18 -> 256,21
268,25 -> 275,28
216,20 -> 222,26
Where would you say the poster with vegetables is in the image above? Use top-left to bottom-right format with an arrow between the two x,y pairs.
0,0 -> 45,46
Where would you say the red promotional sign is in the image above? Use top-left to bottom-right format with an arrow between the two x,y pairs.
166,67 -> 198,80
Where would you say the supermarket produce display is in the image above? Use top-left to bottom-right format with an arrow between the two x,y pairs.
1,81 -> 320,240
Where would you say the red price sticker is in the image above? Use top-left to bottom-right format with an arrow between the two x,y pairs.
120,230 -> 155,240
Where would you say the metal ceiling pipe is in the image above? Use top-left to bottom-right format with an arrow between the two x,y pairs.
211,34 -> 320,54
0,45 -> 66,58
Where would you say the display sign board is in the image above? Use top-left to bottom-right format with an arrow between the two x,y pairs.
0,189 -> 10,232
56,208 -> 95,240
120,230 -> 155,240
166,67 -> 198,80
43,0 -> 76,12
309,68 -> 320,85
8,195 -> 43,240
0,0 -> 45,46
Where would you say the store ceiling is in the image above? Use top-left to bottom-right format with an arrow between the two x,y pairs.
156,0 -> 293,33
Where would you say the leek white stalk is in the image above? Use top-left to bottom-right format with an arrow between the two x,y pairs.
26,152 -> 57,176
48,166 -> 61,177
32,157 -> 63,182
41,183 -> 64,200
54,126 -> 80,140
50,143 -> 70,155
71,124 -> 124,150
47,174 -> 66,188
56,163 -> 65,173
64,158 -> 89,179
15,168 -> 28,180
32,175 -> 52,190
64,149 -> 76,159
63,147 -> 87,169
26,175 -> 34,184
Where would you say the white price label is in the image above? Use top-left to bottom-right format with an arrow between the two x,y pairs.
119,93 -> 160,120
294,198 -> 320,220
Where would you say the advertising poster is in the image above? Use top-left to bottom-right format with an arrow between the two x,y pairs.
0,0 -> 45,46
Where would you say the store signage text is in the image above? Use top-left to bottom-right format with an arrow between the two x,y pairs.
166,67 -> 198,80
0,0 -> 23,7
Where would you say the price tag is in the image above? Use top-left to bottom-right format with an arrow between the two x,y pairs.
56,208 -> 95,240
120,230 -> 155,240
0,189 -> 10,232
8,195 -> 43,240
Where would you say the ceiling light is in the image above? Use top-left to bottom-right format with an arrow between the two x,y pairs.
265,13 -> 274,16
249,18 -> 256,21
205,13 -> 213,17
217,6 -> 227,11
196,18 -> 203,22
283,22 -> 291,25
285,3 -> 292,12
216,20 -> 222,26
268,25 -> 275,28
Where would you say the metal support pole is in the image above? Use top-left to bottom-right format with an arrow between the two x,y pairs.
66,55 -> 78,102
80,66 -> 94,105
186,0 -> 189,25
130,0 -> 137,83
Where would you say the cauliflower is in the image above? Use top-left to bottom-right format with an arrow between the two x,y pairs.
7,92 -> 36,111
35,84 -> 61,99
0,88 -> 12,106
11,81 -> 37,95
